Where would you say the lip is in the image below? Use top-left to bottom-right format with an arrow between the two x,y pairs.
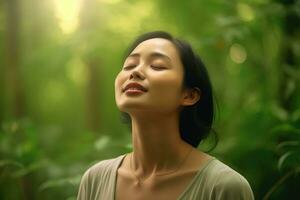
123,82 -> 148,93
125,89 -> 145,95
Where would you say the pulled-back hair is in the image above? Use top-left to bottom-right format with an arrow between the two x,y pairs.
119,31 -> 218,150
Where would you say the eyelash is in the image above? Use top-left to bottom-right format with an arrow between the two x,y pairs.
123,65 -> 166,70
151,65 -> 166,70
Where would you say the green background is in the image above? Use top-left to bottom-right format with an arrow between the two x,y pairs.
0,0 -> 299,199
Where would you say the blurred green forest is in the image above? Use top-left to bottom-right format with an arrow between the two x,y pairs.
0,0 -> 299,199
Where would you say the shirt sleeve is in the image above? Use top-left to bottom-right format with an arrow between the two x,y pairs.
213,171 -> 255,200
77,169 -> 91,200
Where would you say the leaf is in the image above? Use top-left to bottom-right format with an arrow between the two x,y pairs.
278,151 -> 293,171
278,150 -> 300,171
94,135 -> 110,151
276,140 -> 299,152
270,124 -> 300,135
270,105 -> 289,121
12,161 -> 45,178
39,175 -> 81,191
0,160 -> 24,168
283,79 -> 296,100
292,109 -> 300,122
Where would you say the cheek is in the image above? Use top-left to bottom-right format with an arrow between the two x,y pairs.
114,73 -> 125,106
114,73 -> 124,102
150,72 -> 183,99
115,72 -> 125,90
114,75 -> 119,90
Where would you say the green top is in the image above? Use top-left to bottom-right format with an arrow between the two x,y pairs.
77,154 -> 254,200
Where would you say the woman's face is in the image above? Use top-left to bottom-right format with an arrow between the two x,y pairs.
115,38 -> 187,114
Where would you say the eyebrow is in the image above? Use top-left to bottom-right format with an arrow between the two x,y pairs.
127,52 -> 172,62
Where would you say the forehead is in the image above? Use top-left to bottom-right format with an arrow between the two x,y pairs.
130,38 -> 179,59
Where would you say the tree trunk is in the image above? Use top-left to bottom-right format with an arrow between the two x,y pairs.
79,0 -> 102,133
85,58 -> 102,132
5,0 -> 25,119
5,0 -> 33,199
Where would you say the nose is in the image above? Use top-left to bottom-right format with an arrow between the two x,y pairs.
130,66 -> 145,80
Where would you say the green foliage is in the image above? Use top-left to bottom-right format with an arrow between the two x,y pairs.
0,119 -> 43,199
263,109 -> 300,199
1,0 -> 299,199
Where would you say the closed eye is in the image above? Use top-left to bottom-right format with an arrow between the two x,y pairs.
123,65 -> 136,70
123,65 -> 166,70
151,65 -> 166,70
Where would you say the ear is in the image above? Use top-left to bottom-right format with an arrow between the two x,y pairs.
181,87 -> 201,106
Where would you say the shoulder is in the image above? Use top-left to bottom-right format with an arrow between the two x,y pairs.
78,154 -> 125,191
80,154 -> 125,184
204,159 -> 255,200
77,154 -> 125,200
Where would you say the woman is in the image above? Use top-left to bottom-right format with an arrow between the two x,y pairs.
77,31 -> 254,200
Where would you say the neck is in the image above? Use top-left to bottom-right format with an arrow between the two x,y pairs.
129,111 -> 194,178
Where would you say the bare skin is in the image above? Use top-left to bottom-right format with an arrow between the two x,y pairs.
115,150 -> 212,200
114,38 -> 212,199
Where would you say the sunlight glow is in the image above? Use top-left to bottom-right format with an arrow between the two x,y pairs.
237,3 -> 255,22
107,1 -> 154,34
53,0 -> 83,34
230,43 -> 247,64
44,81 -> 66,104
99,0 -> 123,4
66,57 -> 88,87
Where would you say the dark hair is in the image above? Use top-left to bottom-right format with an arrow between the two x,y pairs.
120,31 -> 218,150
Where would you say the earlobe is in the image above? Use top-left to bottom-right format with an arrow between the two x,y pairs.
182,87 -> 201,106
